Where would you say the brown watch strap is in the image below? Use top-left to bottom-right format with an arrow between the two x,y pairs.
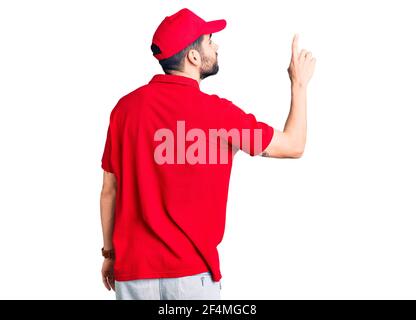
101,247 -> 115,259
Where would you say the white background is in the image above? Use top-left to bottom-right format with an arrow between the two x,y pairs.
0,0 -> 415,299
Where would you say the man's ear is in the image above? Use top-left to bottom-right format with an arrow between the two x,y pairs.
187,49 -> 201,67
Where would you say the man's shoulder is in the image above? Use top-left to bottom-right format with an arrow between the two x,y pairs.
119,83 -> 152,103
113,83 -> 154,112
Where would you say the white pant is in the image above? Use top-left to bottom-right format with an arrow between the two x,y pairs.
115,271 -> 222,300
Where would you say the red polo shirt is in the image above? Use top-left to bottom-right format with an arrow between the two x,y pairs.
101,74 -> 274,282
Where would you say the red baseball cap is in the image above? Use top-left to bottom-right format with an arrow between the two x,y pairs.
151,8 -> 226,61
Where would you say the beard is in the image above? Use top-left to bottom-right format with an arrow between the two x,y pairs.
199,53 -> 219,80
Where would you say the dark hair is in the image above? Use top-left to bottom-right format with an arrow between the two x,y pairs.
151,35 -> 204,74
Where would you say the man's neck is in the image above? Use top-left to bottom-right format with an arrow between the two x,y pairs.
168,70 -> 201,84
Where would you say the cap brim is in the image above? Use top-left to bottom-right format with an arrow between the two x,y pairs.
203,19 -> 227,34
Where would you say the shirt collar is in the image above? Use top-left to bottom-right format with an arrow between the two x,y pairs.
149,74 -> 200,90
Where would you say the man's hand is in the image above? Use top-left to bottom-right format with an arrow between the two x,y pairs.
287,34 -> 316,87
101,259 -> 115,291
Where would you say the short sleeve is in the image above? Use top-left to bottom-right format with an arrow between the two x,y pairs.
101,121 -> 113,173
211,96 -> 274,156
101,100 -> 121,173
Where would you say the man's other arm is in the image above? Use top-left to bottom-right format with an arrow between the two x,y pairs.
100,171 -> 117,250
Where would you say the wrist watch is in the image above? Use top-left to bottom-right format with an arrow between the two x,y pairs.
101,247 -> 115,260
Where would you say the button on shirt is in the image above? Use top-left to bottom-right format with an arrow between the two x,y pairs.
101,74 -> 274,282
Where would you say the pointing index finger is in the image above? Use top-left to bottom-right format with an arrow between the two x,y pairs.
292,33 -> 299,59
